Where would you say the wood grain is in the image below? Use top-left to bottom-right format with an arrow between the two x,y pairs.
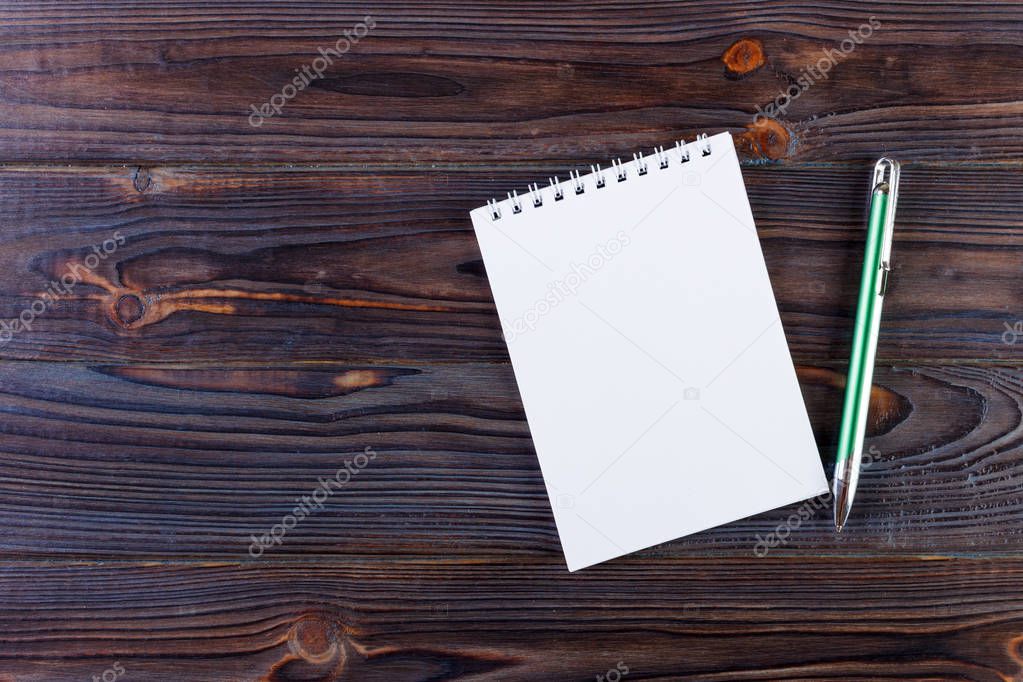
0,3 -> 1022,163
3,2 -> 1022,679
0,557 -> 1021,681
0,360 -> 1018,559
0,164 -> 1019,362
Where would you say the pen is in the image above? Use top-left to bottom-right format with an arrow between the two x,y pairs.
833,157 -> 900,532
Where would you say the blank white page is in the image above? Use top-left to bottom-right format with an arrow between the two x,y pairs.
470,132 -> 828,571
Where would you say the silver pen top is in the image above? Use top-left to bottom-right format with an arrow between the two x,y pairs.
872,158 -> 900,272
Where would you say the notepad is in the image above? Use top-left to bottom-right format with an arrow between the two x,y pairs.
470,132 -> 829,571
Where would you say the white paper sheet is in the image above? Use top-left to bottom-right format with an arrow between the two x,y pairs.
470,132 -> 828,571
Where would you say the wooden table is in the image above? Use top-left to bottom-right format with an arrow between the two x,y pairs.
1,2 -> 1021,680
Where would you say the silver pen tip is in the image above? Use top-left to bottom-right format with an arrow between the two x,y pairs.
833,478 -> 849,533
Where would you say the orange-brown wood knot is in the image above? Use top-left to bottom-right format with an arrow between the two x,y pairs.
289,615 -> 343,666
722,38 -> 766,78
797,366 -> 910,437
739,117 -> 792,160
115,294 -> 145,325
1009,633 -> 1023,668
261,615 -> 351,681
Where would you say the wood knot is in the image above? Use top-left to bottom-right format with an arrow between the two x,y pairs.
288,616 -> 343,666
115,294 -> 145,325
722,38 -> 766,78
1009,633 -> 1023,667
796,366 -> 912,438
132,167 -> 152,193
739,117 -> 792,160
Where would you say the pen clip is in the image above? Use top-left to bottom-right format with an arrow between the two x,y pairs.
871,157 -> 900,276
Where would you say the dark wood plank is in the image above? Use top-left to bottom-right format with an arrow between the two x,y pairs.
2,3 -> 1020,681
1,3 -> 1022,162
0,360 -> 1019,559
1,557 -> 1021,680
0,164 -> 1019,362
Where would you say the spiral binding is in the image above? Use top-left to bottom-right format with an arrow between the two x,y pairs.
487,133 -> 713,221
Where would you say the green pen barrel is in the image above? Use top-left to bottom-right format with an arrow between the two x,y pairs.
835,190 -> 889,471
